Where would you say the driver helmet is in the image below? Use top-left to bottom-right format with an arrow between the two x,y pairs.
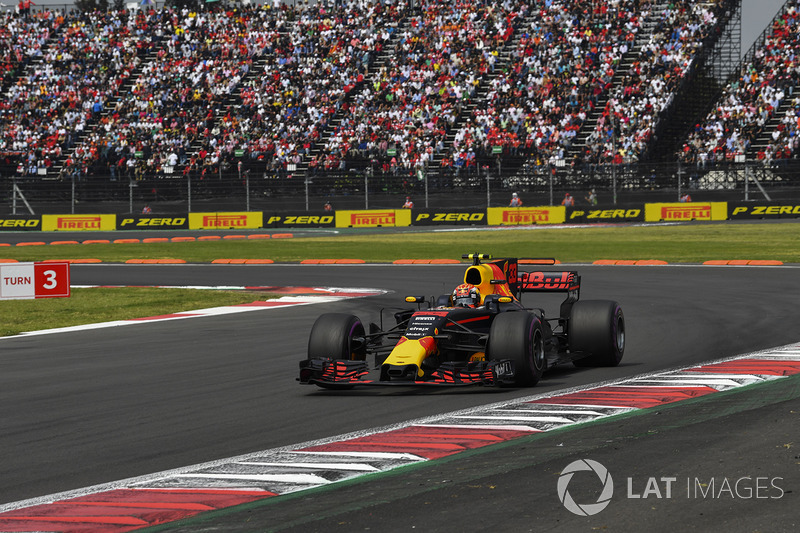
453,283 -> 480,308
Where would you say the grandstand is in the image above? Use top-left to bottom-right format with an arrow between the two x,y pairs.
681,0 -> 800,164
2,0 -> 799,213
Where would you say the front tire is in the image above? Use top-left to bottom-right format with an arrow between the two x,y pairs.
307,313 -> 366,361
570,300 -> 625,367
488,312 -> 545,386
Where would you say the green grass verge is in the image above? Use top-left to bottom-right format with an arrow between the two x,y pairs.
1,222 -> 800,263
2,223 -> 798,335
0,287 -> 270,337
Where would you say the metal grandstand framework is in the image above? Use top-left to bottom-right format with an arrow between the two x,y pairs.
708,0 -> 742,84
645,0 -> 743,162
3,158 -> 800,215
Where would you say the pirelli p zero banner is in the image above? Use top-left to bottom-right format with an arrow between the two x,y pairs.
0,216 -> 41,231
42,214 -> 116,231
728,202 -> 800,219
412,209 -> 487,226
567,207 -> 644,223
118,215 -> 189,230
335,209 -> 412,228
263,213 -> 336,228
188,212 -> 263,230
487,206 -> 566,225
644,202 -> 727,222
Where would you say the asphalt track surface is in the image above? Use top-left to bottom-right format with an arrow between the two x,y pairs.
1,262 -> 799,531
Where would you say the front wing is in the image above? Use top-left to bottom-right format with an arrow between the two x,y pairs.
298,358 -> 518,388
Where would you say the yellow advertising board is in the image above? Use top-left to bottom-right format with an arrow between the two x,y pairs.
42,214 -> 116,231
188,212 -> 263,230
487,206 -> 566,225
335,209 -> 411,228
644,202 -> 727,222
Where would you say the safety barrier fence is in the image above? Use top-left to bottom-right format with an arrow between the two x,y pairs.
1,200 -> 799,232
4,159 -> 800,216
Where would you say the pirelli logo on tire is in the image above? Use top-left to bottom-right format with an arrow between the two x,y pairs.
413,210 -> 486,226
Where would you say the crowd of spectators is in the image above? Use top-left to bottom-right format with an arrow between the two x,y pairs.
61,2 -> 402,183
2,0 -> 797,190
317,0 -> 528,177
680,1 -> 800,166
76,6 -> 270,183
228,0 -> 405,178
0,8 -> 158,178
583,0 -> 725,166
2,3 -> 404,183
0,8 -> 67,174
0,9 -> 62,86
445,0 -> 646,174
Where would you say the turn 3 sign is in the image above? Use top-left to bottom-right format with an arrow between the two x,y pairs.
0,262 -> 70,299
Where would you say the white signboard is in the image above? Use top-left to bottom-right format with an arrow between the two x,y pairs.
0,262 -> 70,300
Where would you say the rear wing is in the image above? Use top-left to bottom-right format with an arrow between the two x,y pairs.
518,271 -> 580,295
461,254 -> 580,316
518,270 -> 580,319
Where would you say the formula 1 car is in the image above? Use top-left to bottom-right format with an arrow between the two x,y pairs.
298,254 -> 625,389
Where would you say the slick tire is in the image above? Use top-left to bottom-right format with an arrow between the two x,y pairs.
488,311 -> 545,386
307,313 -> 366,361
570,300 -> 625,367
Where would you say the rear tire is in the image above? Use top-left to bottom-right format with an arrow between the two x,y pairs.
308,313 -> 366,361
570,300 -> 625,367
488,312 -> 545,386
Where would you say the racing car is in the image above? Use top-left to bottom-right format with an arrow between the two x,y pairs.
298,253 -> 625,388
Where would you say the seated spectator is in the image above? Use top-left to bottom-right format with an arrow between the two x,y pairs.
680,1 -> 800,164
585,0 -> 725,166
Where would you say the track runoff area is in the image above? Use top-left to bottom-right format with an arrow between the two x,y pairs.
0,281 -> 798,531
